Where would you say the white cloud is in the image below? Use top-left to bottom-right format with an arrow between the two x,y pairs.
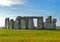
39,10 -> 56,15
0,0 -> 26,6
0,17 -> 5,27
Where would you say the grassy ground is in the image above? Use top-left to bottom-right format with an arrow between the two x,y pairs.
0,29 -> 60,42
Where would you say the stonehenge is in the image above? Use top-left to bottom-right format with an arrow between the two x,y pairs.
14,16 -> 21,29
45,16 -> 52,29
5,16 -> 57,29
28,17 -> 34,29
9,19 -> 14,29
20,18 -> 26,29
52,19 -> 57,29
37,16 -> 43,29
5,18 -> 10,29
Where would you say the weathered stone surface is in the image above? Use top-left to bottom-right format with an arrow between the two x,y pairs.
9,19 -> 14,29
25,17 -> 28,29
52,19 -> 57,29
45,16 -> 52,29
14,16 -> 21,29
45,22 -> 51,29
5,16 -> 57,29
20,18 -> 26,29
37,16 -> 43,29
28,17 -> 34,29
43,22 -> 45,29
5,18 -> 10,29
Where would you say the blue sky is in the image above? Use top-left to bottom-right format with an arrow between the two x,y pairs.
0,0 -> 60,27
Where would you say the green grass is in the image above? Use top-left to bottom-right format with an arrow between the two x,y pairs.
0,29 -> 60,42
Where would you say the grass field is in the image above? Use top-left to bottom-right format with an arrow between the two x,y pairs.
0,29 -> 60,42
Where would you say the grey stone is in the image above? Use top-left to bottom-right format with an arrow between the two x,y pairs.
5,16 -> 57,30
52,19 -> 57,29
45,16 -> 52,29
5,18 -> 10,29
14,16 -> 21,29
37,16 -> 43,29
9,19 -> 14,29
28,17 -> 34,29
20,18 -> 26,29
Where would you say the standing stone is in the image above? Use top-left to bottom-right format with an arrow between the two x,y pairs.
37,16 -> 43,29
43,22 -> 45,29
45,16 -> 52,29
28,17 -> 34,29
14,16 -> 21,29
52,19 -> 57,29
9,19 -> 14,29
5,18 -> 10,29
25,17 -> 28,29
20,18 -> 26,29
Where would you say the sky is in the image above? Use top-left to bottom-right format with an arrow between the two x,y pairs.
0,0 -> 60,27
